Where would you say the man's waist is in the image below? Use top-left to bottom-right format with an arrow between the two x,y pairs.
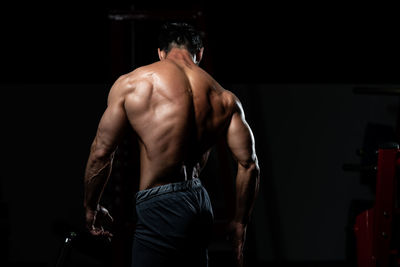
135,178 -> 202,204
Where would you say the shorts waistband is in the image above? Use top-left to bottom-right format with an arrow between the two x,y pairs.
135,178 -> 202,204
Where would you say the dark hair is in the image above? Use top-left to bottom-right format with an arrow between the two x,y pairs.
158,22 -> 203,55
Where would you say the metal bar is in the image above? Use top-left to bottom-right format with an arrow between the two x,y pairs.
108,10 -> 203,21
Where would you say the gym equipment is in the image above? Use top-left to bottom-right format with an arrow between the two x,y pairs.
55,232 -> 77,267
353,143 -> 400,267
348,87 -> 400,267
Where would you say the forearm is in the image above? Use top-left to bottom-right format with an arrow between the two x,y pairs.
84,149 -> 115,211
234,162 -> 260,225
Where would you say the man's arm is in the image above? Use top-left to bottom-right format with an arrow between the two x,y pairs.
226,98 -> 260,266
84,78 -> 129,237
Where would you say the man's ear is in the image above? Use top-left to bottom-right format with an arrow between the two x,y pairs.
158,48 -> 167,60
194,47 -> 204,65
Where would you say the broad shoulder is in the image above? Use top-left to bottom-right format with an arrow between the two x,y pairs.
213,84 -> 242,115
107,65 -> 155,104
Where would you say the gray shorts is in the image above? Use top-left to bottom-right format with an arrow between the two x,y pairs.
132,178 -> 214,267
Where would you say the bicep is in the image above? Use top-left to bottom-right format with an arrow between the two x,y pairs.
226,109 -> 257,167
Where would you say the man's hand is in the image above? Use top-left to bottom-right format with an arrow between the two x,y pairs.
227,220 -> 247,267
85,205 -> 114,241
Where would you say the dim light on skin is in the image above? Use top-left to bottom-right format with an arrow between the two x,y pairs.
157,47 -> 204,65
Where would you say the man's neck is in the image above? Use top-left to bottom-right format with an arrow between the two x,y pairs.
165,48 -> 196,65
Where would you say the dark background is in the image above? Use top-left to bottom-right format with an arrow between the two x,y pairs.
1,1 -> 400,267
2,1 -> 400,84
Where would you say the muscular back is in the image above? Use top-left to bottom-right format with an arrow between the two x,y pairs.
85,47 -> 259,253
110,52 -> 236,189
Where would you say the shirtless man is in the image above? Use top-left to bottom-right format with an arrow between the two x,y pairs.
84,22 -> 260,267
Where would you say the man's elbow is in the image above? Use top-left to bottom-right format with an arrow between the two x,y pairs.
90,143 -> 115,161
239,158 -> 260,178
249,161 -> 260,179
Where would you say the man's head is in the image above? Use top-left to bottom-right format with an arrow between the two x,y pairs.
157,22 -> 204,64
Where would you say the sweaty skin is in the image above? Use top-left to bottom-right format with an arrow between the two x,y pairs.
84,47 -> 260,266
